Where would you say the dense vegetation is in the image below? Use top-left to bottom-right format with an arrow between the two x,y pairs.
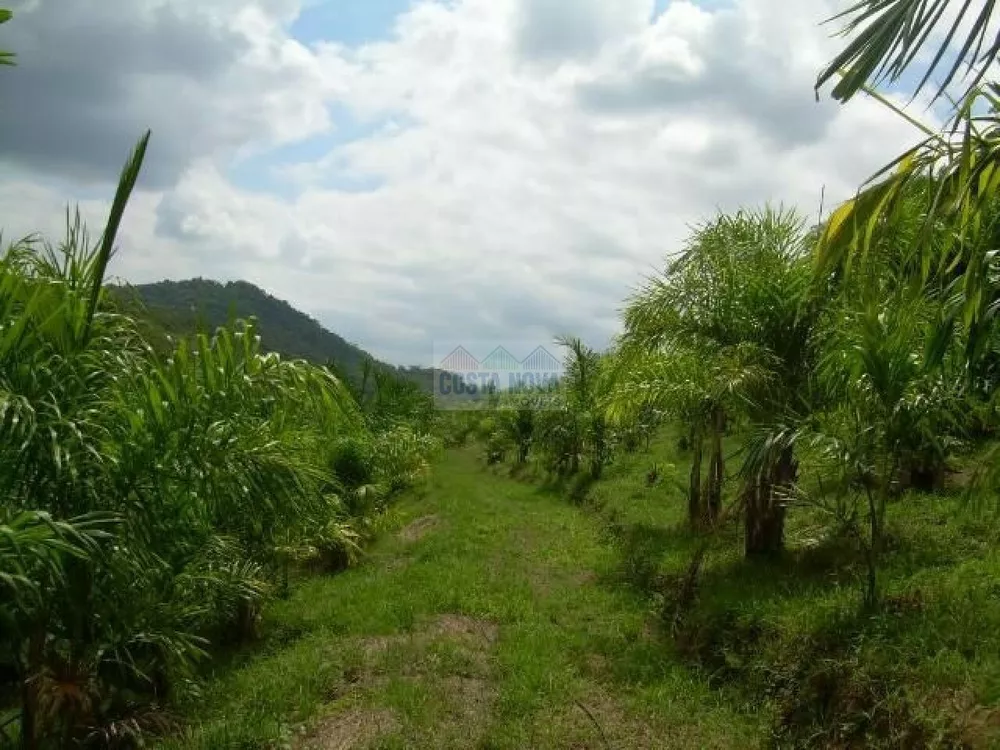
0,138 -> 440,746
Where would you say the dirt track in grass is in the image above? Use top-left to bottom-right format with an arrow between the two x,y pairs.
157,448 -> 763,749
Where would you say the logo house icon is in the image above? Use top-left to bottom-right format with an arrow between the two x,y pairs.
481,346 -> 521,372
439,346 -> 480,372
522,346 -> 562,372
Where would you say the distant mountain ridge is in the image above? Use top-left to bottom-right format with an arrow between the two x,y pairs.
111,278 -> 431,386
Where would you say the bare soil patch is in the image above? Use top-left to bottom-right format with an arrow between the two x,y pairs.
531,690 -> 667,750
357,634 -> 399,657
305,614 -> 502,747
426,613 -> 499,645
398,515 -> 440,542
300,707 -> 400,750
440,675 -> 496,723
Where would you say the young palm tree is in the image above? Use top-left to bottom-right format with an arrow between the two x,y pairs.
815,291 -> 966,607
613,208 -> 815,549
556,336 -> 609,480
610,339 -> 756,527
492,389 -> 538,465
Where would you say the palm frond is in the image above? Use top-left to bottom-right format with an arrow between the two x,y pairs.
85,130 -> 151,338
817,0 -> 1000,103
0,8 -> 14,66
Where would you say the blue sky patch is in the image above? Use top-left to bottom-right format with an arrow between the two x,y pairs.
228,105 -> 395,199
294,0 -> 737,46
655,0 -> 733,19
292,0 -> 414,46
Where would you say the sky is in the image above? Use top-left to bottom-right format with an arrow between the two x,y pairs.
0,0 -> 936,366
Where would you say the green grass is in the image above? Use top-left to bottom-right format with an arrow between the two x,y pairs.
157,445 -> 765,749
573,432 -> 1000,747
158,432 -> 1000,748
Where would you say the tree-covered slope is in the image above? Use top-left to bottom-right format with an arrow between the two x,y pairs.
111,278 -> 431,386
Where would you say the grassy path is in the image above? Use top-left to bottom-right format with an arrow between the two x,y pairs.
161,448 -> 763,749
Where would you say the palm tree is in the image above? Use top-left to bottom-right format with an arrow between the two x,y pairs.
815,292 -> 966,607
791,185 -> 971,607
611,339 -> 756,527
494,388 -> 537,465
613,208 -> 816,549
0,32 -> 443,745
556,336 -> 608,479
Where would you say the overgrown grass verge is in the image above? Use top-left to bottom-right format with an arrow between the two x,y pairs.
544,431 -> 1000,748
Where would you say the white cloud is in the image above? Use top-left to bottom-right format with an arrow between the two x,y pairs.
0,0 -> 933,364
0,0 -> 335,185
515,0 -> 653,61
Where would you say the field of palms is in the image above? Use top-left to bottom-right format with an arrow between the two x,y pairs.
6,1 -> 1000,747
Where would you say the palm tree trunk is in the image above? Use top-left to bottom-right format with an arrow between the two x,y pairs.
20,626 -> 45,750
863,460 -> 893,608
702,407 -> 725,525
863,485 -> 882,609
745,446 -> 795,557
688,424 -> 703,527
590,417 -> 606,479
20,677 -> 36,750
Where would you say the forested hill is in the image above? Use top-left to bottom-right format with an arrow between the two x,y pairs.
110,278 -> 431,386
